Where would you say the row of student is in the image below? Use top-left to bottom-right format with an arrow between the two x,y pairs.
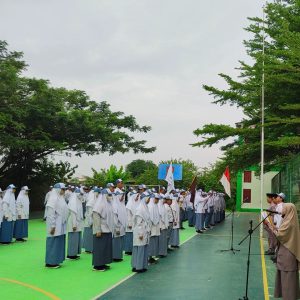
262,192 -> 300,300
0,184 -> 30,244
185,190 -> 226,232
45,181 -> 183,272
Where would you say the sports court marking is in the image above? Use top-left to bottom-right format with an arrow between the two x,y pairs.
260,237 -> 270,300
0,278 -> 61,300
92,233 -> 197,299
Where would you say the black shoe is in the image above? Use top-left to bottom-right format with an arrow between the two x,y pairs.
125,251 -> 132,255
188,224 -> 193,227
132,268 -> 137,272
148,257 -> 158,264
136,268 -> 147,273
113,258 -> 123,262
16,238 -> 26,242
196,230 -> 204,234
67,255 -> 80,260
45,264 -> 60,269
104,265 -> 111,269
159,255 -> 167,258
93,266 -> 106,272
85,250 -> 92,254
265,249 -> 275,255
171,245 -> 180,248
180,227 -> 185,230
167,248 -> 174,252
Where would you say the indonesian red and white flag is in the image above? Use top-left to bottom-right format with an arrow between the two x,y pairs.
165,163 -> 175,193
220,166 -> 231,198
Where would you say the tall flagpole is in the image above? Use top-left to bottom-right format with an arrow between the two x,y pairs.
260,3 -> 266,236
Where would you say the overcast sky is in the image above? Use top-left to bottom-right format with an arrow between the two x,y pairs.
0,0 -> 263,176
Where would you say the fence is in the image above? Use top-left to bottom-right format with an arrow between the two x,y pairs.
271,155 -> 300,221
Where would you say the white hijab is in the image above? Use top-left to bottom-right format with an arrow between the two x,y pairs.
3,188 -> 16,214
46,188 -> 68,222
86,190 -> 97,208
112,193 -> 127,227
126,193 -> 140,214
16,188 -> 30,215
68,192 -> 83,220
135,194 -> 150,223
147,196 -> 160,225
93,192 -> 114,232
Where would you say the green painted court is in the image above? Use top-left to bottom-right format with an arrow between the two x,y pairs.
0,213 -> 276,300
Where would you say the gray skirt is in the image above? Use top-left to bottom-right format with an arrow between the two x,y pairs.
148,236 -> 159,256
45,234 -> 66,265
170,228 -> 180,246
274,269 -> 300,299
131,245 -> 149,271
124,232 -> 133,252
158,229 -> 168,256
112,236 -> 124,259
83,226 -> 93,252
67,231 -> 82,256
92,233 -> 112,267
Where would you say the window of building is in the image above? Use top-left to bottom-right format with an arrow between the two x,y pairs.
243,189 -> 251,203
244,171 -> 252,183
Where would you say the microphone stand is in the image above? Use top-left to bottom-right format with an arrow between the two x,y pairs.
238,212 -> 273,300
220,206 -> 240,254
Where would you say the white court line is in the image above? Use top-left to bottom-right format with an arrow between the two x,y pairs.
92,232 -> 197,300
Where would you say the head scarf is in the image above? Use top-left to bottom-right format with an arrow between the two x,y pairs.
147,194 -> 160,225
16,187 -> 30,216
112,192 -> 127,227
276,203 -> 300,264
135,193 -> 150,222
126,193 -> 140,214
68,192 -> 83,221
46,187 -> 68,222
3,186 -> 16,217
93,192 -> 114,232
86,190 -> 97,208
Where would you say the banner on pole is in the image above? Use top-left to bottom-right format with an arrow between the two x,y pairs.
158,164 -> 182,180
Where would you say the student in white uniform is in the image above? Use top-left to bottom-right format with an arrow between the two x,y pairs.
43,186 -> 53,220
158,193 -> 169,257
131,191 -> 151,273
67,187 -> 83,260
194,190 -> 209,233
83,187 -> 100,253
0,184 -> 17,244
124,188 -> 139,255
274,193 -> 285,229
147,192 -> 160,264
164,194 -> 176,251
14,186 -> 30,242
169,191 -> 180,248
112,181 -> 127,262
45,183 -> 68,268
92,185 -> 114,271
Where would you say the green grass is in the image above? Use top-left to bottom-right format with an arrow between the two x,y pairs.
0,220 -> 196,300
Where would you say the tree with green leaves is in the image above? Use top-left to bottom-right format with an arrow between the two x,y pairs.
126,159 -> 157,178
0,41 -> 155,187
192,1 -> 300,172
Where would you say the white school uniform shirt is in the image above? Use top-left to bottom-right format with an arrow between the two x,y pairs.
46,189 -> 68,237
2,189 -> 16,222
133,197 -> 151,246
112,188 -> 127,237
16,189 -> 30,220
170,195 -> 180,229
164,203 -> 176,224
67,193 -> 83,232
274,202 -> 284,229
126,193 -> 140,232
194,192 -> 209,214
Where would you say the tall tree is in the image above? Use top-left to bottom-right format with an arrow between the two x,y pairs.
126,159 -> 157,178
192,1 -> 300,171
0,41 -> 156,186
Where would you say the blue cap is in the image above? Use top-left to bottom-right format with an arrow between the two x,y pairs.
75,188 -> 81,193
106,183 -> 115,188
94,187 -> 101,193
7,184 -> 16,189
115,179 -> 123,184
53,183 -> 67,189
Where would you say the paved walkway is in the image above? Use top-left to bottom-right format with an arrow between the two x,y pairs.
99,212 -> 266,300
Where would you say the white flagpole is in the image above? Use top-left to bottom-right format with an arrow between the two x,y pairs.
260,3 -> 266,236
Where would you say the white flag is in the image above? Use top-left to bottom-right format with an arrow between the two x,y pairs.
220,166 -> 231,198
165,163 -> 175,193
